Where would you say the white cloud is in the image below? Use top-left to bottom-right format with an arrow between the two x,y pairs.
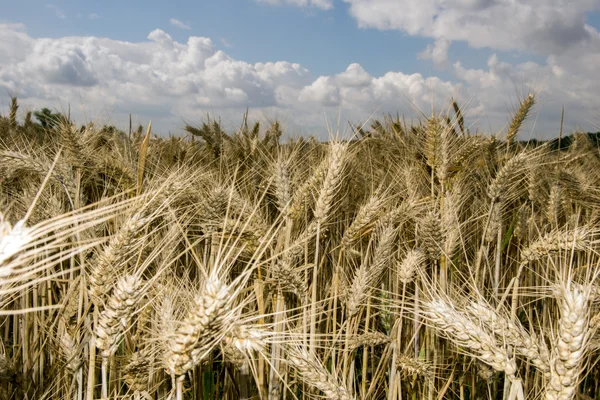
418,38 -> 450,66
0,22 -> 597,139
0,23 -> 31,63
257,0 -> 600,134
169,18 -> 191,30
451,49 -> 600,138
255,0 -> 334,10
343,0 -> 600,57
335,63 -> 372,87
29,39 -> 98,86
334,0 -> 600,137
88,13 -> 101,20
299,76 -> 341,106
0,24 -> 317,134
46,4 -> 66,19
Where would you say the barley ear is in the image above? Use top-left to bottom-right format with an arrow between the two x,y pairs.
546,284 -> 592,400
314,142 -> 347,224
8,97 -> 18,131
95,275 -> 143,358
452,98 -> 465,135
137,121 -> 152,196
507,93 -> 535,146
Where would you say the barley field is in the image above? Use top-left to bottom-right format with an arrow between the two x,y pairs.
1,96 -> 599,400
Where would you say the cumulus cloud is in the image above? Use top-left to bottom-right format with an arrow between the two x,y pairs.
343,0 -> 600,57
0,23 -> 31,63
299,76 -> 341,106
333,0 -> 600,136
29,39 -> 98,86
88,13 -> 101,20
418,38 -> 450,66
452,50 -> 600,136
0,24 -> 318,134
169,18 -> 191,30
335,63 -> 372,87
255,0 -> 334,10
0,22 -> 597,139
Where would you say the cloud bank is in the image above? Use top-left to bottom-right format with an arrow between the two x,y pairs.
1,9 -> 599,139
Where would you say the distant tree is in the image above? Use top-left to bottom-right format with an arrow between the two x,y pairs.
184,116 -> 232,159
589,131 -> 600,147
33,108 -> 64,129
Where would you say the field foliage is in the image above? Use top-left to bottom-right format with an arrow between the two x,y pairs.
0,97 -> 600,399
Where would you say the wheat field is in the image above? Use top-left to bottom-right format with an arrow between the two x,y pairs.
0,96 -> 599,400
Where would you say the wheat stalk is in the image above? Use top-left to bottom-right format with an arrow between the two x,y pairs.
273,157 -> 292,215
96,274 -> 143,398
88,211 -> 149,303
164,275 -> 231,377
507,93 -> 535,146
313,142 -> 347,224
123,351 -> 150,394
271,258 -> 306,298
221,323 -> 268,366
348,332 -> 390,350
424,298 -> 517,376
546,284 -> 592,400
395,353 -> 432,379
467,301 -> 550,375
521,227 -> 591,263
398,249 -> 425,284
286,346 -> 354,400
342,193 -> 385,249
8,97 -> 18,131
418,210 -> 444,260
95,275 -> 143,358
346,224 -> 395,317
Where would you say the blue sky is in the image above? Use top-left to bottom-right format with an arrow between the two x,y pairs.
6,1 -> 437,76
2,0 -> 600,137
5,0 -> 553,76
